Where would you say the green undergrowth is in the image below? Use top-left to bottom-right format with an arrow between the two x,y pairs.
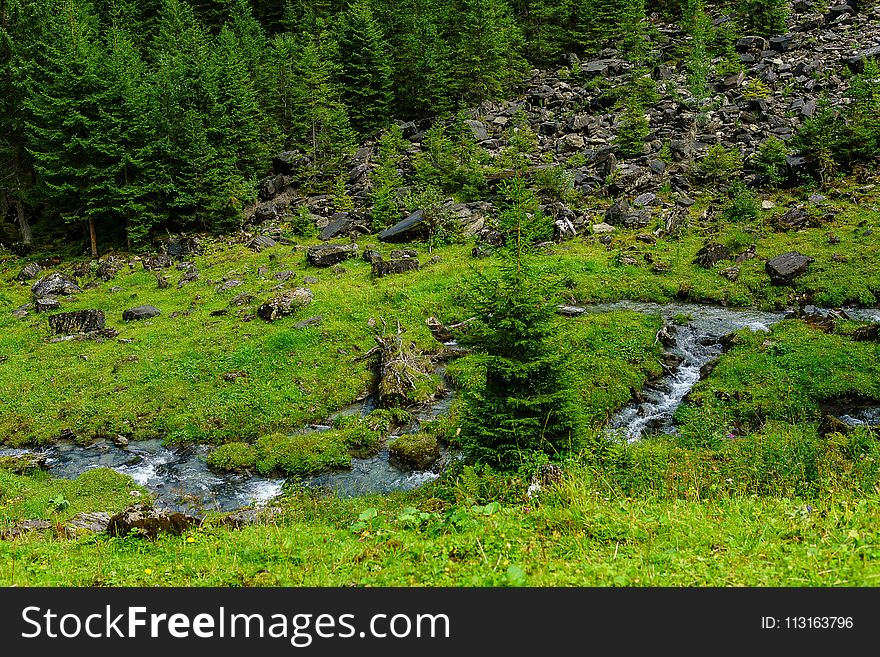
2,448 -> 880,586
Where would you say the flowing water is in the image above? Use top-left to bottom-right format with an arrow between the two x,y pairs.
570,302 -> 880,442
4,304 -> 878,509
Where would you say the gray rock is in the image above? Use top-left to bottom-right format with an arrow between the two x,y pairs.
165,237 -> 201,258
377,210 -> 428,242
766,251 -> 814,284
307,243 -> 358,267
65,512 -> 111,537
318,212 -> 368,240
34,297 -> 61,313
464,119 -> 489,141
248,235 -> 277,251
293,315 -> 324,329
17,262 -> 42,281
372,258 -> 420,277
122,305 -> 161,321
694,243 -> 732,268
32,272 -> 81,300
257,287 -> 314,321
48,310 -> 106,334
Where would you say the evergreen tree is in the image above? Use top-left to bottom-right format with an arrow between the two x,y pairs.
334,0 -> 394,137
450,0 -> 525,105
458,177 -> 582,469
24,0 -> 110,255
214,25 -> 269,176
0,0 -> 45,245
272,30 -> 355,184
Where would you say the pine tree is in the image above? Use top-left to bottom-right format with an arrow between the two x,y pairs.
334,0 -> 394,137
458,177 -> 582,469
273,31 -> 355,184
450,0 -> 526,105
24,0 -> 111,255
214,25 -> 269,176
0,0 -> 45,245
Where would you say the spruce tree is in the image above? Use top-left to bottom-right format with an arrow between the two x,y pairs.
458,177 -> 582,469
24,0 -> 109,255
334,0 -> 394,137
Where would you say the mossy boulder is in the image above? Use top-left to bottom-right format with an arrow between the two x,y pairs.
389,433 -> 441,471
0,453 -> 48,474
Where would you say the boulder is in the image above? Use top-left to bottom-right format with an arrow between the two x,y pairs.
372,258 -> 420,277
17,262 -> 42,281
107,504 -> 198,539
766,251 -> 814,285
272,150 -> 309,175
32,272 -> 81,300
464,119 -> 489,141
362,248 -> 383,264
48,310 -> 106,334
694,242 -> 731,268
64,512 -> 111,538
307,243 -> 358,267
389,433 -> 441,471
377,210 -> 429,242
165,236 -> 201,258
851,325 -> 879,342
122,305 -> 161,321
248,235 -> 277,251
141,253 -> 173,270
257,287 -> 313,321
34,298 -> 61,313
318,212 -> 368,241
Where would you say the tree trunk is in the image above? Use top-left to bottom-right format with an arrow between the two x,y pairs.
14,199 -> 32,245
88,216 -> 97,257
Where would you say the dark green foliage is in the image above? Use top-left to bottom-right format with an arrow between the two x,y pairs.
750,137 -> 789,187
412,117 -> 488,200
458,178 -> 582,468
614,98 -> 650,158
334,0 -> 394,136
369,125 -> 407,229
736,0 -> 788,38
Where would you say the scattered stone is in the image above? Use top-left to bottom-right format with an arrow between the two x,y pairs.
17,262 -> 42,281
156,274 -> 169,289
48,309 -> 106,335
307,243 -> 358,267
372,258 -> 419,277
694,243 -> 731,268
303,276 -> 319,284
248,235 -> 277,251
274,270 -> 294,282
293,315 -> 323,329
141,253 -> 173,271
426,317 -> 454,342
32,272 -> 81,300
64,512 -> 111,538
362,248 -> 383,264
107,504 -> 199,539
34,297 -> 61,313
377,210 -> 428,242
217,279 -> 243,292
818,414 -> 853,437
122,305 -> 161,321
222,371 -> 248,382
851,325 -> 879,342
165,237 -> 201,258
766,251 -> 814,285
0,519 -> 53,540
719,266 -> 741,282
257,287 -> 314,321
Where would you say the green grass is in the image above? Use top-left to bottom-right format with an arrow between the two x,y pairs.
674,319 -> 880,446
2,460 -> 879,586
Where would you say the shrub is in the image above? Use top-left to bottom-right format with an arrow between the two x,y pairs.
615,99 -> 650,157
722,181 -> 761,224
750,137 -> 790,187
695,144 -> 743,183
737,0 -> 789,37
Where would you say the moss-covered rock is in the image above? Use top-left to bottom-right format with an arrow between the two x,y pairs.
254,432 -> 352,476
389,433 -> 441,470
206,442 -> 257,473
0,453 -> 48,474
